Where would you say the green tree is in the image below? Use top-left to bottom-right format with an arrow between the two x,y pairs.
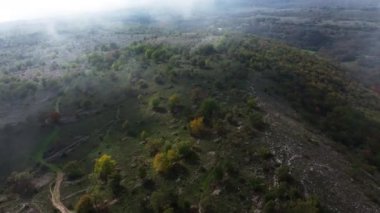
200,98 -> 219,121
75,194 -> 96,213
168,94 -> 180,112
150,97 -> 161,109
94,154 -> 117,182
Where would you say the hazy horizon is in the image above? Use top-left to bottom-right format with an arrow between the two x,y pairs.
0,0 -> 217,23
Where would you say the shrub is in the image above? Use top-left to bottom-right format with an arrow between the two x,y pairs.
175,141 -> 194,159
63,161 -> 85,180
250,177 -> 266,193
249,111 -> 266,130
257,147 -> 273,160
138,79 -> 148,89
146,139 -> 165,156
286,197 -> 320,213
152,152 -> 171,173
150,189 -> 177,213
75,194 -> 96,213
264,189 -> 278,202
154,74 -> 165,85
138,166 -> 147,179
199,196 -> 217,213
247,97 -> 257,109
151,47 -> 171,63
94,154 -> 117,182
152,147 -> 184,174
152,141 -> 197,166
168,94 -> 180,111
263,200 -> 276,213
126,124 -> 141,138
7,171 -> 36,197
150,97 -> 161,109
167,149 -> 180,162
213,166 -> 224,181
190,87 -> 205,104
276,182 -> 290,199
79,99 -> 93,110
324,106 -> 372,147
189,117 -> 207,137
276,166 -> 292,183
214,120 -> 228,136
200,98 -> 219,120
108,170 -> 123,196
197,44 -> 216,55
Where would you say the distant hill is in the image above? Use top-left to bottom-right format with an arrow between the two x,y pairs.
217,0 -> 380,9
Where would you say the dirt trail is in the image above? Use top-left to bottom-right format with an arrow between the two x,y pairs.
50,172 -> 72,213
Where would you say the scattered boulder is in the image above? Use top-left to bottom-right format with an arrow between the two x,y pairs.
212,188 -> 222,196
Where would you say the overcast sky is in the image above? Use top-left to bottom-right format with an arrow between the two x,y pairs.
0,0 -> 216,23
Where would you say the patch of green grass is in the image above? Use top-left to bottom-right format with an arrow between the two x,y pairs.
33,128 -> 60,172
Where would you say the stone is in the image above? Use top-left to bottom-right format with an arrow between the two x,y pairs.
207,151 -> 216,156
212,189 -> 222,196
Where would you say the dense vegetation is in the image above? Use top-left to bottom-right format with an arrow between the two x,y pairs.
217,36 -> 380,170
70,35 -> 379,211
0,29 -> 379,212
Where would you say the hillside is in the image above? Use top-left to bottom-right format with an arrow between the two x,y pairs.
219,0 -> 380,8
0,33 -> 379,212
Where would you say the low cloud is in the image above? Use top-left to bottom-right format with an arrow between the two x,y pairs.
0,0 -> 217,23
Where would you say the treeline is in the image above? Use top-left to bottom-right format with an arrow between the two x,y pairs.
0,77 -> 38,101
87,42 -> 187,72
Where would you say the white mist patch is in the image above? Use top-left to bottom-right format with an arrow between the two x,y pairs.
0,0 -> 216,23
135,0 -> 216,17
0,0 -> 125,22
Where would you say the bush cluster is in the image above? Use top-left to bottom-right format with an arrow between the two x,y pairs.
94,154 -> 117,182
189,117 -> 208,137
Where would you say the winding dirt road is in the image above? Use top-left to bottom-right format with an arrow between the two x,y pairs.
50,172 -> 72,213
